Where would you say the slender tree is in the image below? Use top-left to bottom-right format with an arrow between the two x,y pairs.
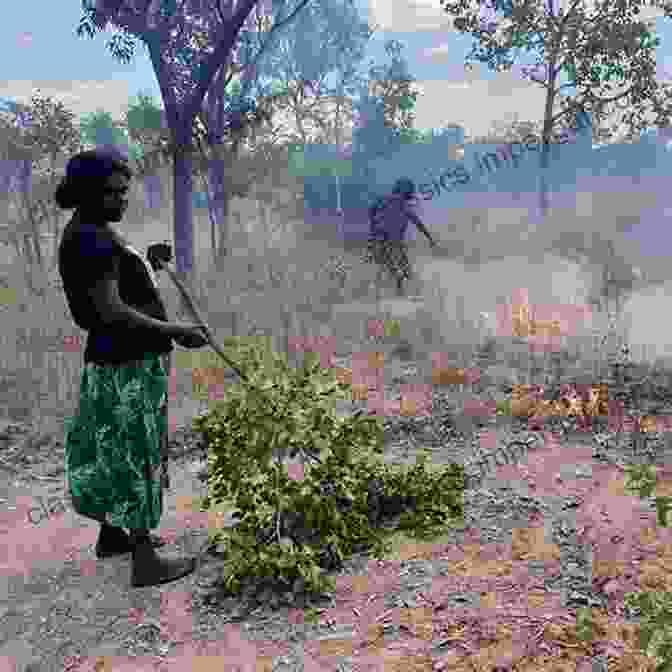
0,91 -> 83,292
24,93 -> 84,274
349,39 -> 424,208
191,73 -> 295,267
181,0 -> 373,266
74,0 -> 314,299
0,109 -> 38,273
441,0 -> 672,220
240,0 -> 374,224
290,38 -> 428,247
367,39 -> 421,140
122,90 -> 174,169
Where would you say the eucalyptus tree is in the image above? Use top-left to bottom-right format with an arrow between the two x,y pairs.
74,0 -> 314,297
347,39 -> 424,213
367,39 -> 421,142
0,91 -> 83,293
190,73 -> 294,267
0,109 -> 38,272
441,0 -> 672,219
114,1 -> 374,268
179,0 -> 373,266
253,2 -> 373,146
235,0 -> 374,243
288,37 -> 431,251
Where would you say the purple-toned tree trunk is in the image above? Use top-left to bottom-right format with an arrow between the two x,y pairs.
171,134 -> 197,315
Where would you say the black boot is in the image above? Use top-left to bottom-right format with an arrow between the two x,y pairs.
95,523 -> 167,559
130,530 -> 196,588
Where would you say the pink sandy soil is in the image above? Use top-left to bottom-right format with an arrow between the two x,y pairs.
1,427 -> 670,671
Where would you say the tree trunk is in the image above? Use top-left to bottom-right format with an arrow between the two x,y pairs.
15,182 -> 46,295
28,220 -> 43,272
209,152 -> 230,270
17,160 -> 44,274
214,193 -> 231,271
538,60 -> 559,224
22,234 -> 34,266
21,234 -> 43,297
257,197 -> 271,284
6,226 -> 22,264
51,212 -> 63,270
49,155 -> 60,270
209,175 -> 217,266
172,135 -> 198,320
538,150 -> 550,221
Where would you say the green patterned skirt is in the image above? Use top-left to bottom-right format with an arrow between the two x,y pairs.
64,352 -> 171,531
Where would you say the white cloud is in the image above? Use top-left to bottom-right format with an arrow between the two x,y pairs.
371,0 -> 455,32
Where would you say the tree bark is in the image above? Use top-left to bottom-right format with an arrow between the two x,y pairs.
538,58 -> 559,223
7,227 -> 23,265
11,184 -> 45,297
50,155 -> 60,270
172,136 -> 198,319
209,148 -> 229,268
208,173 -> 217,266
51,212 -> 63,270
214,193 -> 231,271
21,234 -> 43,297
27,207 -> 44,273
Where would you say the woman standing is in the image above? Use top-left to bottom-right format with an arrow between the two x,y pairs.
55,147 -> 208,588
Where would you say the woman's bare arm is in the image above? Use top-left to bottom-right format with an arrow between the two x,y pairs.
408,210 -> 436,245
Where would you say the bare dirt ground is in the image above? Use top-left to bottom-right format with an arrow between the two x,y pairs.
3,338 -> 672,671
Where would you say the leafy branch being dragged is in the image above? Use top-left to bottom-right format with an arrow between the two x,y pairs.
193,338 -> 466,607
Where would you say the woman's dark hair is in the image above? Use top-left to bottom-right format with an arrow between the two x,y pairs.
54,145 -> 133,210
392,177 -> 415,198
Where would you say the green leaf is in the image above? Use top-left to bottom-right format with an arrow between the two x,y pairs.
640,30 -> 659,49
657,497 -> 672,527
384,319 -> 401,338
624,464 -> 658,499
575,607 -> 596,642
562,62 -> 577,81
511,32 -> 528,49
